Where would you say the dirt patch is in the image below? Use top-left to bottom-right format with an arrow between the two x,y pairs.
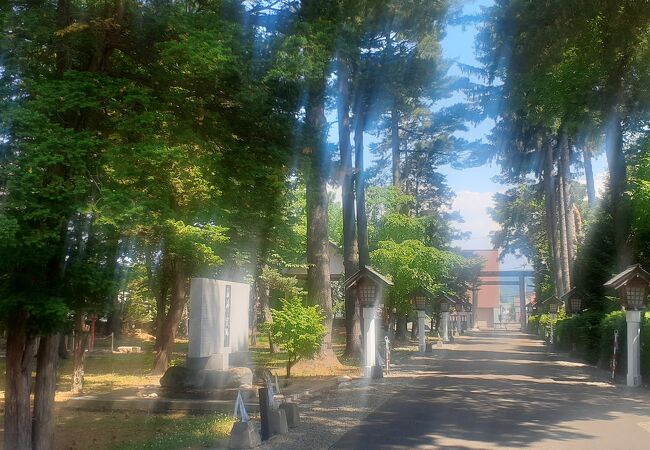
290,354 -> 358,377
123,329 -> 156,342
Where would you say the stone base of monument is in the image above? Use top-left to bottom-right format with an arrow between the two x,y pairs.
161,386 -> 256,401
268,408 -> 289,436
160,365 -> 253,399
228,421 -> 261,449
187,353 -> 230,371
370,365 -> 384,379
279,402 -> 300,428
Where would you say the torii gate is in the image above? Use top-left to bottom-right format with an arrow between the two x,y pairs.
472,270 -> 535,330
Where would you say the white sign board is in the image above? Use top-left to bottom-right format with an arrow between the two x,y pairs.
188,278 -> 250,366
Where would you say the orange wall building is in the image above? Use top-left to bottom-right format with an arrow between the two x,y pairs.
464,249 -> 500,329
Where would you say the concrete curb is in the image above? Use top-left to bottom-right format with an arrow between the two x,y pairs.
278,376 -> 351,403
67,394 -> 260,414
66,376 -> 351,414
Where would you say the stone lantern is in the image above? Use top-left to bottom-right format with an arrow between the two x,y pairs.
561,288 -> 583,316
541,295 -> 562,345
439,296 -> 453,313
459,301 -> 472,334
604,264 -> 650,387
437,295 -> 456,342
410,287 -> 433,353
345,266 -> 393,377
543,295 -> 562,316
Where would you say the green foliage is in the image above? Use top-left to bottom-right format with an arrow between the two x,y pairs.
555,310 -> 604,364
537,313 -> 553,343
631,145 -> 650,269
267,298 -> 326,377
598,310 -> 626,368
490,183 -> 554,299
162,220 -> 227,275
110,414 -> 234,450
366,186 -> 415,219
0,0 -> 304,332
477,0 -> 650,306
328,199 -> 344,248
551,308 -> 650,379
527,314 -> 540,334
260,267 -> 305,310
572,206 -> 617,307
371,239 -> 476,314
642,312 -> 650,378
121,265 -> 156,329
375,213 -> 427,244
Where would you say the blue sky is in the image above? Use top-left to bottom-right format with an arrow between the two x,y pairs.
439,0 -> 608,270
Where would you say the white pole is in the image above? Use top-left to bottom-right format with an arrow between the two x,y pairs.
418,310 -> 426,353
626,310 -> 642,387
550,313 -> 556,345
362,307 -> 376,377
442,311 -> 450,342
472,289 -> 479,331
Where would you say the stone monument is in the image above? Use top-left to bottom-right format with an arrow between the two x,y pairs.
187,278 -> 250,371
160,278 -> 253,396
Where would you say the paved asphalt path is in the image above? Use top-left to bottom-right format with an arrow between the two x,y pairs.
333,330 -> 650,449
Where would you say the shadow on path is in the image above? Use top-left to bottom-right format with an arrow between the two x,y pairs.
332,331 -> 650,449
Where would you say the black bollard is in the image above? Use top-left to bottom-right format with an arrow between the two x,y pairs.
259,387 -> 271,441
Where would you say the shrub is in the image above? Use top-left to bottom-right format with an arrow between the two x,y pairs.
267,297 -> 325,378
538,313 -> 552,341
537,312 -> 564,343
544,307 -> 650,378
642,312 -> 650,378
527,314 -> 540,334
599,310 -> 626,369
555,316 -> 576,351
571,310 -> 605,365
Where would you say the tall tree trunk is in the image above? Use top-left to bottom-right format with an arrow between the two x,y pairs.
391,107 -> 401,189
58,334 -> 69,359
33,334 -> 60,450
573,204 -> 584,248
258,277 -> 278,353
557,175 -> 571,296
154,270 -> 170,351
354,109 -> 370,267
305,91 -> 334,356
4,313 -> 35,450
543,141 -> 563,296
153,262 -> 188,374
87,0 -> 126,73
71,313 -> 88,394
561,132 -> 576,265
338,57 -> 362,358
395,315 -> 407,342
250,296 -> 258,347
605,113 -> 633,269
55,0 -> 72,78
583,147 -> 597,208
103,234 -> 122,338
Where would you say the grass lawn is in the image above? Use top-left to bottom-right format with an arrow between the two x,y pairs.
0,323 -> 364,449
49,411 -> 233,450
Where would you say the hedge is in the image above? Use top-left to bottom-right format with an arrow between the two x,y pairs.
531,308 -> 650,379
